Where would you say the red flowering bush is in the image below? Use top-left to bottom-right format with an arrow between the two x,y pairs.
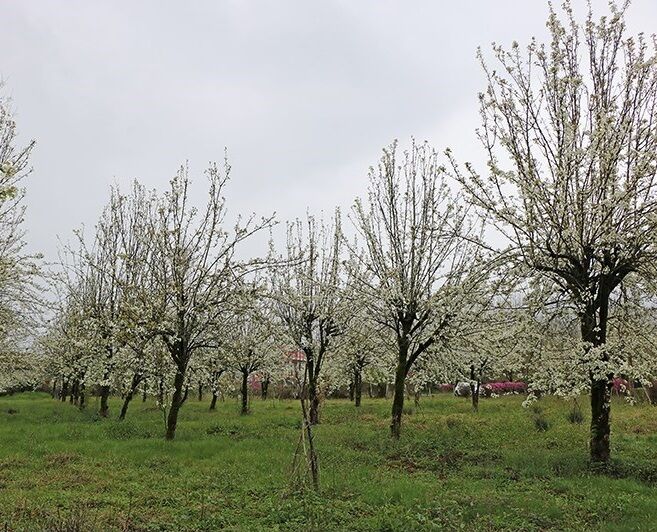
484,381 -> 527,395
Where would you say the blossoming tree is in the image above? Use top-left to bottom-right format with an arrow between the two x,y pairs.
351,140 -> 486,438
449,1 -> 657,461
269,214 -> 345,424
0,86 -> 41,394
143,162 -> 274,439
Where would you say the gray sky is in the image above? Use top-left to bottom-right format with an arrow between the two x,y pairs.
3,0 -> 657,261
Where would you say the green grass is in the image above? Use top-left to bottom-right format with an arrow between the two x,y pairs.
0,393 -> 656,531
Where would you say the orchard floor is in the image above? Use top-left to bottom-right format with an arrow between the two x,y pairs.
0,393 -> 656,531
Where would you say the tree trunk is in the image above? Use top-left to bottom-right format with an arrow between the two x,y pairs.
240,371 -> 249,415
377,382 -> 387,398
165,368 -> 186,440
99,385 -> 110,417
180,385 -> 189,406
119,373 -> 142,421
119,390 -> 134,421
305,418 -> 319,490
582,296 -> 612,463
78,383 -> 86,410
471,385 -> 479,411
210,392 -> 218,411
51,380 -> 57,399
209,370 -> 223,409
590,377 -> 612,462
60,380 -> 68,402
69,380 -> 77,405
261,377 -> 270,400
354,368 -> 362,407
390,358 -> 407,438
308,377 -> 320,424
198,382 -> 203,402
142,384 -> 147,402
470,364 -> 479,412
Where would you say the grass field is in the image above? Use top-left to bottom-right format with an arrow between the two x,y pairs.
0,393 -> 656,531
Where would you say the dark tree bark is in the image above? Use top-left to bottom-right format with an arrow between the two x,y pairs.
354,367 -> 363,407
377,383 -> 387,398
470,385 -> 479,412
69,380 -> 77,405
51,380 -> 57,399
390,359 -> 407,439
78,383 -> 86,410
298,364 -> 320,491
119,373 -> 142,421
163,335 -> 191,441
181,386 -> 190,405
304,415 -> 319,490
165,368 -> 186,440
590,377 -> 612,462
119,391 -> 134,421
210,369 -> 224,410
303,354 -> 321,424
60,379 -> 68,402
582,295 -> 613,463
470,364 -> 480,412
142,384 -> 147,402
240,370 -> 249,415
261,377 -> 270,400
198,382 -> 203,402
209,369 -> 223,411
390,333 -> 412,439
209,392 -> 218,411
99,385 -> 111,417
98,343 -> 115,417
308,375 -> 320,424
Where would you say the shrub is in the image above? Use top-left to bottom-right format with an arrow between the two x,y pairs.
486,381 -> 528,395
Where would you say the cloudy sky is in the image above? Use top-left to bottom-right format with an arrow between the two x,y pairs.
3,0 -> 657,261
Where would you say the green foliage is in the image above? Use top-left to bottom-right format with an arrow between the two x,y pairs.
0,393 -> 656,531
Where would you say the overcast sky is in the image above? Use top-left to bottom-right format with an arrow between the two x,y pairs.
3,0 -> 657,261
